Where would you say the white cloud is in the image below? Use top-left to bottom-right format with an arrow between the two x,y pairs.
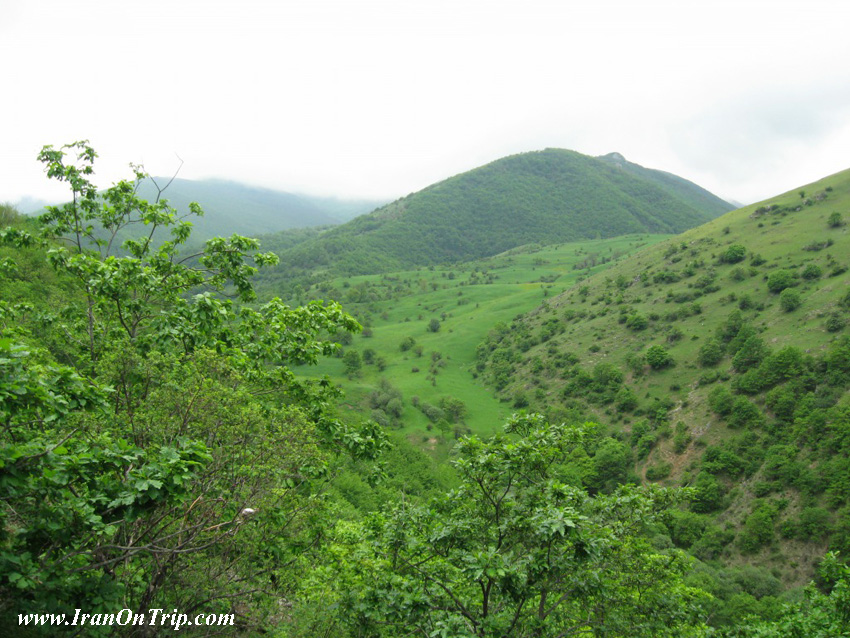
3,0 -> 849,206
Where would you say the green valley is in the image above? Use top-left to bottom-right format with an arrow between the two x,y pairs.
295,234 -> 669,439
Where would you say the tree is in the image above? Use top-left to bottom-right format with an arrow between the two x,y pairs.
343,349 -> 362,377
732,335 -> 768,372
767,270 -> 795,293
735,552 -> 850,636
646,344 -> 674,370
322,415 -> 710,637
721,244 -> 747,264
829,211 -> 844,228
428,317 -> 441,332
698,337 -> 725,367
0,141 -> 388,628
626,313 -> 649,331
438,395 -> 468,423
780,288 -> 802,312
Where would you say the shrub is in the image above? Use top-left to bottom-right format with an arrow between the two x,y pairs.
708,385 -> 735,416
646,462 -> 672,481
721,244 -> 747,264
801,264 -> 822,280
767,270 -> 795,293
342,349 -> 362,376
691,472 -> 725,513
826,314 -> 846,333
667,510 -> 706,549
626,314 -> 649,331
732,336 -> 768,372
674,431 -> 691,453
654,270 -> 681,284
729,267 -> 747,282
798,507 -> 831,539
427,318 -> 440,332
829,211 -> 844,228
738,502 -> 778,553
727,397 -> 764,429
779,288 -> 802,312
646,345 -> 674,370
439,396 -> 468,422
615,387 -> 639,412
698,338 -> 724,367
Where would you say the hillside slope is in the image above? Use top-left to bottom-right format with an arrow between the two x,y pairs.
476,167 -> 850,583
596,151 -> 734,214
271,149 -> 732,277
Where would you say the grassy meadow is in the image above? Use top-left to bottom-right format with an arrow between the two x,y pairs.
293,234 -> 670,439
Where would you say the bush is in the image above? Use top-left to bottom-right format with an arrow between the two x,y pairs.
721,244 -> 747,264
427,318 -> 440,332
779,288 -> 802,312
727,397 -> 764,429
698,338 -> 724,367
708,386 -> 735,416
732,336 -> 768,372
625,314 -> 649,331
615,387 -> 639,412
767,269 -> 795,293
739,501 -> 778,552
691,472 -> 725,513
729,267 -> 747,282
798,507 -> 831,539
439,396 -> 468,423
646,462 -> 672,481
829,211 -> 844,228
646,345 -> 674,370
667,510 -> 706,549
826,314 -> 846,333
801,264 -> 822,280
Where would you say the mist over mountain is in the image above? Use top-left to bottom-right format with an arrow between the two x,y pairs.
135,177 -> 384,239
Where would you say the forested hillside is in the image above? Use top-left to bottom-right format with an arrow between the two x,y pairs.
267,148 -> 732,278
477,167 -> 850,589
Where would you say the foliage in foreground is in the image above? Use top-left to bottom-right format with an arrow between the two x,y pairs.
0,142 -> 387,633
287,414 -> 711,637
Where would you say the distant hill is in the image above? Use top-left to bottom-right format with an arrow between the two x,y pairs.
272,148 -> 733,277
475,166 -> 850,584
134,177 -> 383,241
17,178 -> 384,246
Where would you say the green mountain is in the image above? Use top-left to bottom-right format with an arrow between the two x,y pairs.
596,151 -> 734,213
475,167 -> 850,585
271,148 -> 733,277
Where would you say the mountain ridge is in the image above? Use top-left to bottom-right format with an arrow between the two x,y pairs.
268,148 -> 733,278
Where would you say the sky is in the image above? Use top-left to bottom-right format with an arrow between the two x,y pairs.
3,0 -> 850,209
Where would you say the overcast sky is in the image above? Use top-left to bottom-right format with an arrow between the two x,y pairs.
3,0 -> 850,208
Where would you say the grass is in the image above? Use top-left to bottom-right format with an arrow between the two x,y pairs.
295,234 -> 671,436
